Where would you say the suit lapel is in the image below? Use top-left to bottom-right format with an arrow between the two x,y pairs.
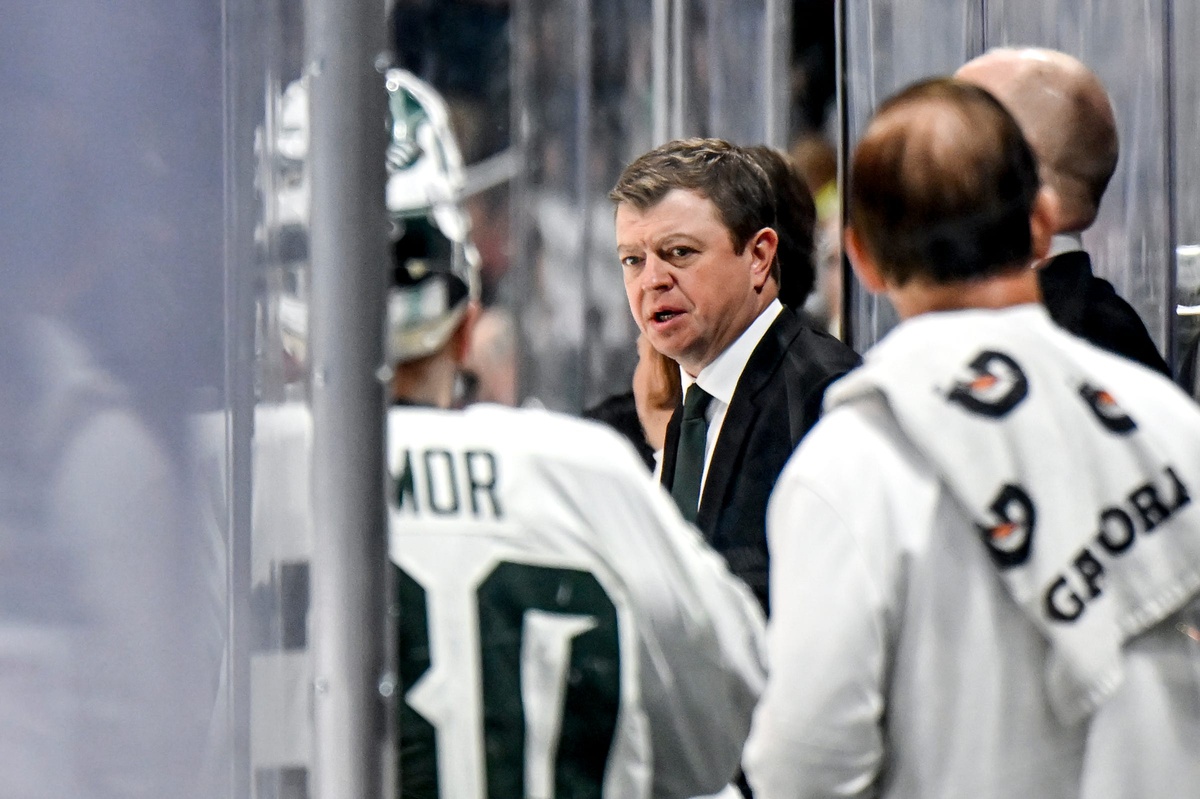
695,310 -> 807,532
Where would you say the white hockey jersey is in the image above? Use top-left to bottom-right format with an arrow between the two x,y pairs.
388,403 -> 766,799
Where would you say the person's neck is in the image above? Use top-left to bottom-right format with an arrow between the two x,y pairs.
680,290 -> 779,379
890,267 -> 1042,320
390,356 -> 457,409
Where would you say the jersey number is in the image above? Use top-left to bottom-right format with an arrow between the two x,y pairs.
397,561 -> 622,798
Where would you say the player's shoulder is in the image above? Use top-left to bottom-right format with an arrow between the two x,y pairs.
773,396 -> 942,565
390,402 -> 647,473
487,404 -> 651,474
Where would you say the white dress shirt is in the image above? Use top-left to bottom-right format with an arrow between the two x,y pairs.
679,299 -> 783,502
1046,232 -> 1083,258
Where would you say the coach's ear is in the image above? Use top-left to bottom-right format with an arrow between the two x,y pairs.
747,226 -> 779,292
844,225 -> 886,294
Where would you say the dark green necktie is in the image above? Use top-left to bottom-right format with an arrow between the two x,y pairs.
671,385 -> 713,523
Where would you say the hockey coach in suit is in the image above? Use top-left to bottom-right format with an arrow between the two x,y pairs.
611,138 -> 860,611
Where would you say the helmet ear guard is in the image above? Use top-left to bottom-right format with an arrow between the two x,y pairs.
387,216 -> 472,364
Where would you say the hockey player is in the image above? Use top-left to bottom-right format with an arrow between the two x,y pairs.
385,73 -> 766,798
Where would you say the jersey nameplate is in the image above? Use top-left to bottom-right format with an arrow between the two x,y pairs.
393,447 -> 503,521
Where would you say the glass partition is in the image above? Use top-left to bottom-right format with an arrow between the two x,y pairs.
838,0 -> 979,349
1172,1 -> 1200,389
1,3 -> 389,799
0,3 -> 229,797
394,0 -> 794,413
507,0 -> 649,411
222,4 -> 320,798
840,0 -> 1179,370
982,0 -> 1173,355
235,0 -> 392,797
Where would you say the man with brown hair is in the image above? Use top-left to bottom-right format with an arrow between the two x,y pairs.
956,47 -> 1170,375
611,138 -> 859,611
744,77 -> 1200,799
745,144 -> 818,311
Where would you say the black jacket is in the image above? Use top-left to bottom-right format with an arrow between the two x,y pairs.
583,390 -> 655,471
1038,250 -> 1170,376
660,308 -> 861,612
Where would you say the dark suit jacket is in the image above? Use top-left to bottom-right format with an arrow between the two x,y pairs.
583,390 -> 656,471
1039,250 -> 1171,376
660,308 -> 861,612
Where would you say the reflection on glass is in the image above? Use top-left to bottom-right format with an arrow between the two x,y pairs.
841,0 -> 1176,361
985,0 -> 1172,353
0,4 -> 226,797
394,0 -> 803,412
840,0 -> 974,350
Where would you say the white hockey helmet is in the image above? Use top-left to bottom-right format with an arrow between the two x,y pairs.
269,69 -> 481,371
384,68 -> 481,365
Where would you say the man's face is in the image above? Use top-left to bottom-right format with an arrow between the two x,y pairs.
616,188 -> 774,377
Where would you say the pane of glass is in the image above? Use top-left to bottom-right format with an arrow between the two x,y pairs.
985,0 -> 1172,355
841,0 -> 1175,366
397,0 -> 793,413
0,3 -> 228,796
1172,0 -> 1200,387
232,2 -> 319,797
840,0 -> 979,350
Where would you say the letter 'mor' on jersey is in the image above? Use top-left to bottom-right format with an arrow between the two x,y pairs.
394,447 -> 503,520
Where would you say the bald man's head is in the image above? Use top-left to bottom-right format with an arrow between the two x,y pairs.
956,48 -> 1118,232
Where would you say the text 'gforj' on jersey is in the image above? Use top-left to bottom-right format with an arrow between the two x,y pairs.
387,403 -> 767,799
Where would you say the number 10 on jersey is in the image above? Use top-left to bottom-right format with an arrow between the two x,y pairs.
396,559 -> 623,798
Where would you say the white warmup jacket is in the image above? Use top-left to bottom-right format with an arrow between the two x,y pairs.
389,403 -> 767,799
744,305 -> 1200,799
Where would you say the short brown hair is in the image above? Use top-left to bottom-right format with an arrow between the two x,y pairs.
746,145 -> 816,307
609,138 -> 775,257
848,78 -> 1041,286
